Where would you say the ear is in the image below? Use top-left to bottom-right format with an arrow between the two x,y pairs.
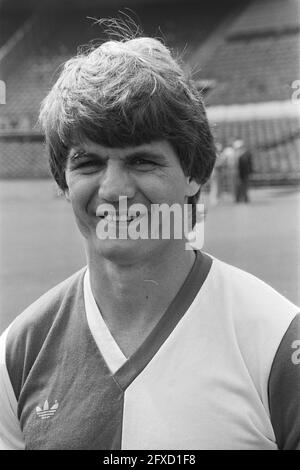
64,188 -> 71,202
185,177 -> 201,197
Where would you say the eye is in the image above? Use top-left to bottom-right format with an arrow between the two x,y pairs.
73,160 -> 95,170
77,159 -> 96,167
131,158 -> 157,169
69,154 -> 105,172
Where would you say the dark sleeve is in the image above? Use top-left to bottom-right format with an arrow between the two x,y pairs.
268,313 -> 300,449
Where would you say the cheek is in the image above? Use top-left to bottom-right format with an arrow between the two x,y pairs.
140,171 -> 187,203
146,185 -> 186,207
67,175 -> 95,212
161,175 -> 189,203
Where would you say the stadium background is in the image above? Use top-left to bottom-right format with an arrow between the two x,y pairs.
1,0 -> 299,183
0,0 -> 299,331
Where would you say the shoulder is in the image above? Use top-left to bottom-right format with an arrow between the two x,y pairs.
208,256 -> 299,342
205,255 -> 299,407
7,267 -> 86,340
209,256 -> 298,320
4,268 -> 86,400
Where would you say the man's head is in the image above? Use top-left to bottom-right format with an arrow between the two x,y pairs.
39,30 -> 216,220
233,139 -> 245,150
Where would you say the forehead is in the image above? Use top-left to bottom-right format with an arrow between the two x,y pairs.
69,139 -> 178,160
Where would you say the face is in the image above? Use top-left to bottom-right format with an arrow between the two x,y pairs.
65,140 -> 199,264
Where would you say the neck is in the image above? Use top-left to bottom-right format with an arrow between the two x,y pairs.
86,242 -> 196,333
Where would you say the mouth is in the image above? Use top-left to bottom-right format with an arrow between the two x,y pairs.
95,210 -> 144,224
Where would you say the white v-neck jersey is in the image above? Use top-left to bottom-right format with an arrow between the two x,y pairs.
0,254 -> 299,449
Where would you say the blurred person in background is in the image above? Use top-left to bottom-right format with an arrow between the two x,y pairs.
208,142 -> 224,206
0,20 -> 299,450
222,143 -> 238,201
233,139 -> 253,203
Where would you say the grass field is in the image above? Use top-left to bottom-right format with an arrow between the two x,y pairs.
0,180 -> 299,333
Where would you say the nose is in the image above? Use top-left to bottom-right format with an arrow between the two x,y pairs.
97,161 -> 136,202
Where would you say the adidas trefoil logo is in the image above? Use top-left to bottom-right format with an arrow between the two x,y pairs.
36,400 -> 59,419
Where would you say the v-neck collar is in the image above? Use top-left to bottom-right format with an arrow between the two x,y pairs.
84,269 -> 127,374
84,250 -> 212,391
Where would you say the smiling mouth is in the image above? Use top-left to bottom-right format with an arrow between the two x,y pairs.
96,212 -> 143,223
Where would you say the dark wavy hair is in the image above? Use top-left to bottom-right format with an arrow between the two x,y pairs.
39,24 -> 216,224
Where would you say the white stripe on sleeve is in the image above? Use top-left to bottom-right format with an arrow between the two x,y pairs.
0,325 -> 25,450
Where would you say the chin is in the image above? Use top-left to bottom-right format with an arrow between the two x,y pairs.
94,237 -> 166,265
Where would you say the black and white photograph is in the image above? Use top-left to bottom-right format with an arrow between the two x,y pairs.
0,0 -> 299,452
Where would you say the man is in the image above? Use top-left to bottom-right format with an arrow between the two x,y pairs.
0,30 -> 299,450
222,143 -> 238,201
233,139 -> 253,203
208,142 -> 225,206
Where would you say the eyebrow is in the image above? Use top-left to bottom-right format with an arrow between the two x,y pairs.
68,148 -> 169,164
125,151 -> 168,164
68,149 -> 99,160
